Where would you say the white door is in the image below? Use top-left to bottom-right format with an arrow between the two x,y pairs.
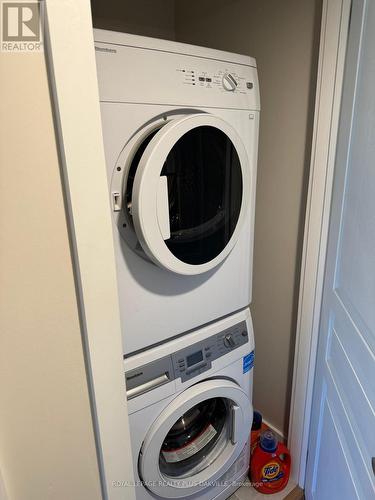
111,113 -> 251,275
139,379 -> 252,498
305,1 -> 375,498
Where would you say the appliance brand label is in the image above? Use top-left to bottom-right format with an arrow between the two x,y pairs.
261,461 -> 284,482
95,46 -> 117,54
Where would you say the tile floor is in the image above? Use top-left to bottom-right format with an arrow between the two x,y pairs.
229,478 -> 297,500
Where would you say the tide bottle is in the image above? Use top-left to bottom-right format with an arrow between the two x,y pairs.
250,430 -> 291,494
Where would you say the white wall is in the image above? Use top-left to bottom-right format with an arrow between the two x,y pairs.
0,50 -> 102,500
91,0 -> 175,40
175,0 -> 322,436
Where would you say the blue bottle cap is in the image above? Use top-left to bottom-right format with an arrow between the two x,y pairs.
260,430 -> 278,453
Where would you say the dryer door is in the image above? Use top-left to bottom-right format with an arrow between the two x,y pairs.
131,113 -> 250,275
139,378 -> 252,498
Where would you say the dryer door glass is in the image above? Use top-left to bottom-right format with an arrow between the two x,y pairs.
161,126 -> 242,265
159,397 -> 229,479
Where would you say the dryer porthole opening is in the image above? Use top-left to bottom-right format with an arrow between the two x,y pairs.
120,120 -> 244,271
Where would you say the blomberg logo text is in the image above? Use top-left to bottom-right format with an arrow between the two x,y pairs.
1,1 -> 44,52
95,46 -> 117,54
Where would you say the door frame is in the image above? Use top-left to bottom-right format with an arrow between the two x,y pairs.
287,0 -> 352,487
44,2 -> 135,500
44,0 -> 352,494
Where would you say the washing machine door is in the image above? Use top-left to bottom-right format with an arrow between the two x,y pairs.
139,378 -> 252,498
131,113 -> 250,275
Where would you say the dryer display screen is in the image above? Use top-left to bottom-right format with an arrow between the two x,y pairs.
186,350 -> 203,367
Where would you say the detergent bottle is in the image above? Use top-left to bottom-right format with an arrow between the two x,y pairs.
250,430 -> 291,494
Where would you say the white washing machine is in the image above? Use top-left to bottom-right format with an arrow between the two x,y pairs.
94,30 -> 260,355
125,308 -> 254,500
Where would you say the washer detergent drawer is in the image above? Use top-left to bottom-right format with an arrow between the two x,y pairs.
125,355 -> 176,414
138,379 -> 252,498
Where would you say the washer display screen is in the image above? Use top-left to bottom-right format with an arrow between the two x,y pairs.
186,350 -> 203,367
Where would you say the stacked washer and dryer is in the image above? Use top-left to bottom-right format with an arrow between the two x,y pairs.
94,29 -> 260,500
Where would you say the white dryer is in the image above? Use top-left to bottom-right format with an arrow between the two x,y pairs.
94,30 -> 260,355
125,308 -> 254,500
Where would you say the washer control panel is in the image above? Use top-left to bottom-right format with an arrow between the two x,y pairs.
172,320 -> 248,382
125,320 -> 249,399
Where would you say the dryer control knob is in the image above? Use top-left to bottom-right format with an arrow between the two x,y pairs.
224,334 -> 236,348
222,73 -> 237,91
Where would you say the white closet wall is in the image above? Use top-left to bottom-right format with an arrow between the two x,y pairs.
0,51 -> 102,500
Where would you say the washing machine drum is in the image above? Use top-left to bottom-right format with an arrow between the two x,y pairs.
115,113 -> 251,275
138,379 -> 252,498
160,397 -> 227,478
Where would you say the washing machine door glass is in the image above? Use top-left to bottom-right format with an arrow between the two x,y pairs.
139,379 -> 252,499
159,396 -> 228,478
130,113 -> 250,275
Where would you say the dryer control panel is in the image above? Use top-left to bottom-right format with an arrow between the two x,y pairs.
95,35 -> 260,111
125,320 -> 249,399
177,67 -> 254,96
